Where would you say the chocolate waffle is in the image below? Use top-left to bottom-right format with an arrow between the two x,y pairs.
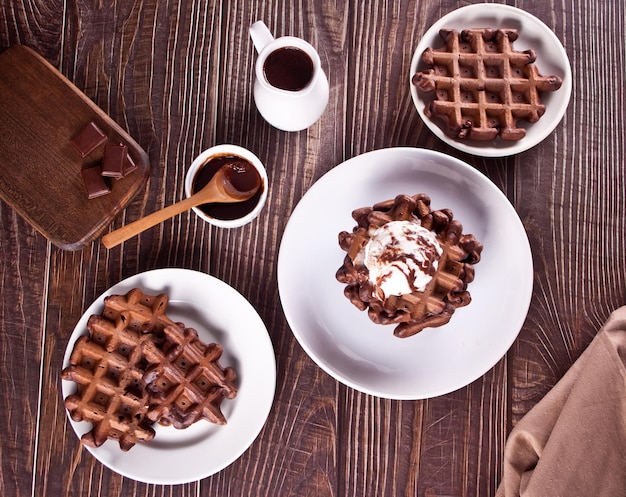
100,287 -> 176,334
336,194 -> 483,338
412,28 -> 562,140
62,288 -> 237,450
142,324 -> 238,429
61,308 -> 161,451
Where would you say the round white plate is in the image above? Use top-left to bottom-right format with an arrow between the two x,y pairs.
409,3 -> 571,157
61,268 -> 276,484
278,148 -> 533,399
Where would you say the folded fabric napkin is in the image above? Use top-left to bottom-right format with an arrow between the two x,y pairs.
496,306 -> 626,497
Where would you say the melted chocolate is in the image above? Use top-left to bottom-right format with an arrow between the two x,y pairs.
221,161 -> 260,194
192,155 -> 263,220
263,47 -> 314,91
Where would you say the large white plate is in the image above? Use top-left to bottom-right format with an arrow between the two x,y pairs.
61,268 -> 276,484
410,4 -> 572,157
278,148 -> 532,399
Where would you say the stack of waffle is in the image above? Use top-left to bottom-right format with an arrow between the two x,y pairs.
62,288 -> 237,451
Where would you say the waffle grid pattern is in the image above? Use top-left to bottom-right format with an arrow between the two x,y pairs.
62,313 -> 157,451
412,28 -> 562,140
62,288 -> 237,451
336,194 -> 482,338
142,324 -> 238,429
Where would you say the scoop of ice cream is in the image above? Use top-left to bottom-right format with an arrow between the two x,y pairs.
363,220 -> 442,298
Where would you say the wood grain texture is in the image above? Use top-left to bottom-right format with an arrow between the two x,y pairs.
0,45 -> 150,249
0,207 -> 48,497
1,0 -> 625,496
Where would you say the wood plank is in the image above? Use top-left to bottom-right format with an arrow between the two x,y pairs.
508,0 -> 626,425
33,1 -> 222,495
202,2 -> 351,495
333,2 -> 505,497
0,208 -> 49,497
0,46 -> 150,250
0,0 -> 625,496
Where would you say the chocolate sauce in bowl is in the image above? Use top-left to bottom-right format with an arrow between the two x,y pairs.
192,155 -> 263,220
221,161 -> 261,195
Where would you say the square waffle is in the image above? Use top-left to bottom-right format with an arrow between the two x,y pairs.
62,312 -> 159,451
142,324 -> 238,429
412,28 -> 563,140
336,194 -> 483,338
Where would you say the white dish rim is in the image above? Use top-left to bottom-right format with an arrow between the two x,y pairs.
409,3 -> 572,157
61,268 -> 276,484
278,147 -> 533,399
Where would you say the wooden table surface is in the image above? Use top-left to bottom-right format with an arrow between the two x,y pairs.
1,1 -> 624,496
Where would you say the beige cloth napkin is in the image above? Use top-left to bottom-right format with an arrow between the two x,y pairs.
496,306 -> 626,497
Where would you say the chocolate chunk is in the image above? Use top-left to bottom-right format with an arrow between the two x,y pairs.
71,121 -> 107,157
81,166 -> 111,199
101,143 -> 127,178
122,152 -> 137,177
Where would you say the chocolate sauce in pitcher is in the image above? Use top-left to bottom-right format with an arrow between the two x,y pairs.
263,46 -> 314,91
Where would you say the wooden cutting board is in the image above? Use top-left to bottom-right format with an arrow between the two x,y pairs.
0,45 -> 149,250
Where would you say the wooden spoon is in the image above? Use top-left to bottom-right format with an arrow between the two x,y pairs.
102,164 -> 261,249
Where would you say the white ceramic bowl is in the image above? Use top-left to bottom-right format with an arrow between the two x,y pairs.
409,4 -> 572,157
184,144 -> 268,228
278,148 -> 533,399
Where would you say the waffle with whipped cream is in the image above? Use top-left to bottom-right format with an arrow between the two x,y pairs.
336,194 -> 483,337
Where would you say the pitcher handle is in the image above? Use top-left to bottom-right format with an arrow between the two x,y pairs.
249,21 -> 274,54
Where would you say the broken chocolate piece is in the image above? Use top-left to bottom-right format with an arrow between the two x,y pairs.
71,121 -> 107,157
81,166 -> 110,199
101,143 -> 127,178
122,152 -> 137,177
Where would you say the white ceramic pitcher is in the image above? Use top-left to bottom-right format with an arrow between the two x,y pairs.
249,21 -> 329,132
